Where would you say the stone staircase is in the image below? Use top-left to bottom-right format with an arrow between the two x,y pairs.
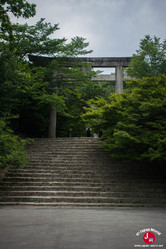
0,137 -> 166,207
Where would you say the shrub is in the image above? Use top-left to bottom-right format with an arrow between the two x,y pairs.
0,120 -> 29,169
83,75 -> 166,162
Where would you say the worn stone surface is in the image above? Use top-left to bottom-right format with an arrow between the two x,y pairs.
0,138 -> 166,207
0,207 -> 165,249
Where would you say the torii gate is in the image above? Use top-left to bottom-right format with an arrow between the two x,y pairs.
29,56 -> 131,137
77,57 -> 131,93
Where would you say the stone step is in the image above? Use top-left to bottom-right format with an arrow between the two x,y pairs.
25,163 -> 163,174
0,202 -> 163,208
28,156 -> 109,160
31,138 -> 100,143
28,149 -> 103,154
1,184 -> 165,192
1,190 -> 166,198
23,167 -> 129,172
22,165 -> 162,174
1,181 -> 165,190
26,163 -> 126,168
28,147 -> 102,150
8,169 -> 160,177
27,160 -> 117,164
28,148 -> 103,152
28,156 -> 110,160
28,159 -> 113,163
3,176 -> 165,183
0,196 -> 165,204
8,168 -> 145,173
29,141 -> 100,144
5,175 -> 163,183
28,145 -> 101,148
28,148 -> 102,152
0,186 -> 101,191
1,137 -> 165,207
6,175 -> 145,182
28,144 -> 101,149
6,171 -> 159,178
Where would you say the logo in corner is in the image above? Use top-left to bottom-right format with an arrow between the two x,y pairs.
135,228 -> 163,248
143,232 -> 155,244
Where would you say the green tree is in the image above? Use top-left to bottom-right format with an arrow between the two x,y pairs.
82,75 -> 166,162
3,19 -> 92,59
126,35 -> 166,78
1,1 -> 105,139
42,59 -> 98,137
0,0 -> 36,42
0,0 -> 36,169
0,18 -> 95,137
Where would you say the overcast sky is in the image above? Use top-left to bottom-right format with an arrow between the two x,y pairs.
12,0 -> 166,58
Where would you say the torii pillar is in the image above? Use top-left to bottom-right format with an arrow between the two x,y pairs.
115,65 -> 123,93
48,108 -> 57,138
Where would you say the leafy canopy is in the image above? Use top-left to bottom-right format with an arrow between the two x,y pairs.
0,0 -> 97,141
0,4 -> 96,137
7,19 -> 92,59
0,0 -> 36,41
82,75 -> 166,162
126,35 -> 166,78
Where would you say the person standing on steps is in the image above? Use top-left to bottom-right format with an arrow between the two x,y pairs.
99,130 -> 103,137
86,128 -> 91,137
93,132 -> 98,138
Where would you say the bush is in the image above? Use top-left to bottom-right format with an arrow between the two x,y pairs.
0,120 -> 29,169
82,75 -> 166,162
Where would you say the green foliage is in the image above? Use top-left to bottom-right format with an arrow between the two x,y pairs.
0,0 -> 36,170
2,19 -> 92,59
0,0 -> 113,148
0,48 -> 68,136
10,19 -> 66,59
126,35 -> 166,78
0,49 -> 19,117
0,0 -> 101,171
82,75 -> 166,162
43,59 -> 102,137
61,36 -> 93,56
0,0 -> 36,42
0,120 -> 29,169
0,14 -> 98,137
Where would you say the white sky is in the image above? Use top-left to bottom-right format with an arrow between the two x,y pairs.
11,0 -> 166,58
